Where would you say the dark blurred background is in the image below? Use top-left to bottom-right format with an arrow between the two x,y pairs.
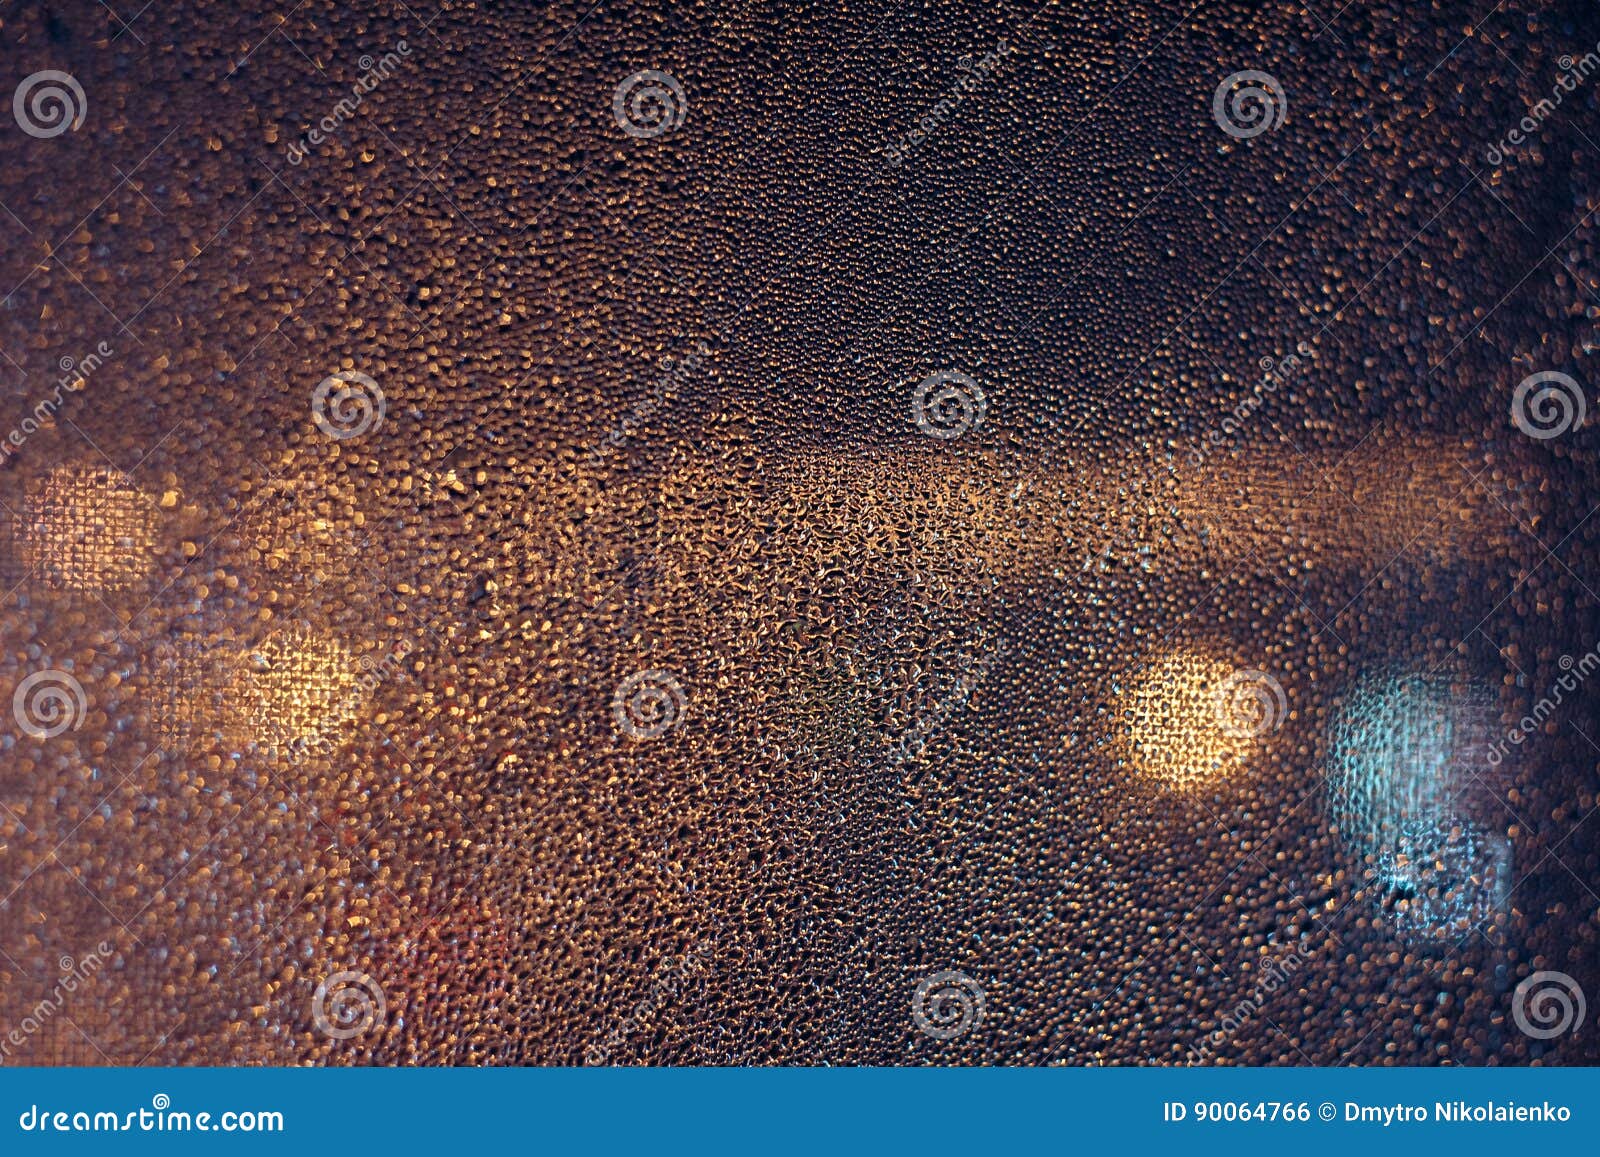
0,0 -> 1597,1065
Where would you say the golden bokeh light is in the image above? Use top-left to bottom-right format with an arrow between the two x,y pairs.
1119,651 -> 1259,793
227,624 -> 361,757
18,466 -> 158,592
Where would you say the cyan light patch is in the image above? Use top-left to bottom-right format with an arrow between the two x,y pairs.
1326,670 -> 1510,938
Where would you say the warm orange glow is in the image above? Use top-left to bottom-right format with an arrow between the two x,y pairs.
19,466 -> 157,591
1119,651 -> 1257,793
228,624 -> 360,756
